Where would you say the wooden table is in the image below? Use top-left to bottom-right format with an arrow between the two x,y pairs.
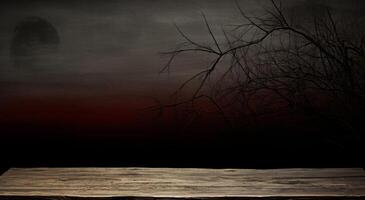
0,168 -> 364,199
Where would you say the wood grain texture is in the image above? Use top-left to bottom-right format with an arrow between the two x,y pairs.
0,168 -> 364,199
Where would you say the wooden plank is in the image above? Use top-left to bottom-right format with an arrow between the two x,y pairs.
0,168 -> 364,199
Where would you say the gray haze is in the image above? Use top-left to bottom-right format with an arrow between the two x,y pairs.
0,0 -> 364,100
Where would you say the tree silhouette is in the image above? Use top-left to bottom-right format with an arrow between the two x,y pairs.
159,0 -> 365,145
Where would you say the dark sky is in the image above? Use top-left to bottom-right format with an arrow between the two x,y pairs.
0,0 -> 364,128
0,0 -> 251,98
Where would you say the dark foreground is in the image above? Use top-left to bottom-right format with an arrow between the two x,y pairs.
0,120 -> 364,173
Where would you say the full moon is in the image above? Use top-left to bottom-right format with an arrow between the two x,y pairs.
11,16 -> 60,68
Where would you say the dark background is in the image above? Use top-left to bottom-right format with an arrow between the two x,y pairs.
1,0 -> 364,172
1,118 -> 363,172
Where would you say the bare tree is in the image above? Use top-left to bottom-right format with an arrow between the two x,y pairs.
159,0 -> 365,141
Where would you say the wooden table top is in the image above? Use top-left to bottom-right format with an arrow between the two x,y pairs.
0,168 -> 364,199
